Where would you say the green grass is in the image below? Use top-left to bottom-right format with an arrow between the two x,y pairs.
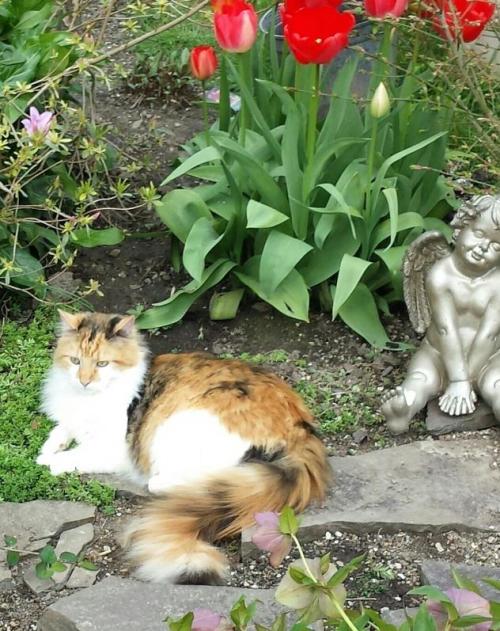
0,308 -> 114,506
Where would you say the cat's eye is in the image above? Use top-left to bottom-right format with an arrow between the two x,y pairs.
96,361 -> 109,368
70,357 -> 80,365
492,242 -> 500,252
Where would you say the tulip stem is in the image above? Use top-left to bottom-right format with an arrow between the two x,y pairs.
238,51 -> 252,146
365,116 -> 379,220
306,64 -> 320,170
201,80 -> 210,146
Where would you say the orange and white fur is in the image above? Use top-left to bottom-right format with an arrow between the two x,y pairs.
39,311 -> 332,585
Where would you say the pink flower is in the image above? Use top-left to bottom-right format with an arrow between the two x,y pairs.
251,512 -> 292,567
428,588 -> 491,631
21,107 -> 54,136
192,609 -> 223,631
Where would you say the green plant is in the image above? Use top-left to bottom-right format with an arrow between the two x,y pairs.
166,507 -> 500,631
0,308 -> 114,506
3,535 -> 97,579
138,11 -> 457,346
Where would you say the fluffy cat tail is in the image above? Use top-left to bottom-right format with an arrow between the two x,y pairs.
124,436 -> 331,584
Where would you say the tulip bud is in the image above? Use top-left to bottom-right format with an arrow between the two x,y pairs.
370,82 -> 390,118
189,45 -> 218,81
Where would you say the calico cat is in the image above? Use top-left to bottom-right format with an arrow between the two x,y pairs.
38,310 -> 332,585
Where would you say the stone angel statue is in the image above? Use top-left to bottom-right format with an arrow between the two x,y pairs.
381,194 -> 500,434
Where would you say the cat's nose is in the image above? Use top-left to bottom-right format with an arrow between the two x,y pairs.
80,379 -> 91,388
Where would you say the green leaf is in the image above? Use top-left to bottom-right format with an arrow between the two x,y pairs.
332,254 -> 372,318
40,545 -> 57,565
333,283 -> 390,348
236,258 -> 309,322
230,596 -> 258,629
166,611 -> 194,631
451,570 -> 483,595
162,146 -> 221,185
301,217 -> 360,287
77,559 -> 98,571
155,189 -> 212,242
482,578 -> 500,590
4,535 -> 17,547
453,616 -> 492,628
371,132 -> 447,216
382,188 -> 398,249
6,550 -> 20,567
35,561 -> 53,580
209,289 -> 244,320
289,566 -> 312,585
59,552 -> 78,563
326,553 -> 365,587
371,212 -> 424,250
279,506 -> 299,535
137,260 -> 236,329
246,200 -> 289,229
259,231 -> 312,295
183,217 -> 224,282
51,560 -> 67,573
413,604 -> 438,631
408,586 -> 455,603
71,227 -> 124,248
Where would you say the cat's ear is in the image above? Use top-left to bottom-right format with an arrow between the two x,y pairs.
111,315 -> 136,337
58,310 -> 82,332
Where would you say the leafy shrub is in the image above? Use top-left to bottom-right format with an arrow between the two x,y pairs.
138,14 -> 457,346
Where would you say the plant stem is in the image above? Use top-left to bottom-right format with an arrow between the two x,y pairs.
201,80 -> 210,145
365,116 -> 379,219
306,64 -> 320,169
329,595 -> 359,631
291,534 -> 317,583
238,51 -> 252,146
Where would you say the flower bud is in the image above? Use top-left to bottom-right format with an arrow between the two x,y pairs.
189,45 -> 218,81
370,82 -> 390,118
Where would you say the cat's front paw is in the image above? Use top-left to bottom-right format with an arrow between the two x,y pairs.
48,454 -> 78,476
36,452 -> 54,467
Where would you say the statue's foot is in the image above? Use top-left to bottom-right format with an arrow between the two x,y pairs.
381,387 -> 413,435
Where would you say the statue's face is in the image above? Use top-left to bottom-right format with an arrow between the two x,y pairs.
457,212 -> 500,271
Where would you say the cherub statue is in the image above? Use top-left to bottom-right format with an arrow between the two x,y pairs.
381,194 -> 500,434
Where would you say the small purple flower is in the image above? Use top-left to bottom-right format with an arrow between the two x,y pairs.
192,609 -> 223,631
251,512 -> 292,567
428,588 -> 491,631
21,107 -> 54,136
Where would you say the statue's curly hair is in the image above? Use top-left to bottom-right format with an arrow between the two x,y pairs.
450,194 -> 500,242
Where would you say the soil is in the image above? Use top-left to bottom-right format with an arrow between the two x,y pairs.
2,6 -> 500,631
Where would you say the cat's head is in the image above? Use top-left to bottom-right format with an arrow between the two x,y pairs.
53,311 -> 147,392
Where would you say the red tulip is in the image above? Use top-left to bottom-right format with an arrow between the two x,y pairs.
280,0 -> 342,20
281,5 -> 356,64
429,0 -> 495,42
189,45 -> 218,80
364,0 -> 409,18
211,0 -> 258,53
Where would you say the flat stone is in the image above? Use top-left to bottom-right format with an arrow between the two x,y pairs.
242,440 -> 500,558
0,565 -> 14,592
420,560 -> 500,601
0,501 -> 96,561
66,566 -> 98,589
38,576 -> 282,631
382,608 -> 418,626
426,399 -> 497,435
53,524 -> 95,585
90,474 -> 148,498
23,566 -> 55,594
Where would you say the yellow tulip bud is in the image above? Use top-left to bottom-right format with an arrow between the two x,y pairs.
370,82 -> 390,119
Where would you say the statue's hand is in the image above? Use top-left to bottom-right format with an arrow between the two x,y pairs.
438,380 -> 477,416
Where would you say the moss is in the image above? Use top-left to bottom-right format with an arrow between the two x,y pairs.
0,308 -> 114,507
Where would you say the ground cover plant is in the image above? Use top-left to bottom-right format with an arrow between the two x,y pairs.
0,307 -> 114,506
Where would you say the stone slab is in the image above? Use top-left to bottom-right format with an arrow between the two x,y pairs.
426,399 -> 497,435
420,560 -> 500,601
242,440 -> 500,558
23,566 -> 55,595
53,523 -> 95,585
382,608 -> 418,626
0,501 -> 96,564
38,576 -> 283,631
66,566 -> 98,589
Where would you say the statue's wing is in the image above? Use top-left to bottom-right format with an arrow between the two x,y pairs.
403,231 -> 451,334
